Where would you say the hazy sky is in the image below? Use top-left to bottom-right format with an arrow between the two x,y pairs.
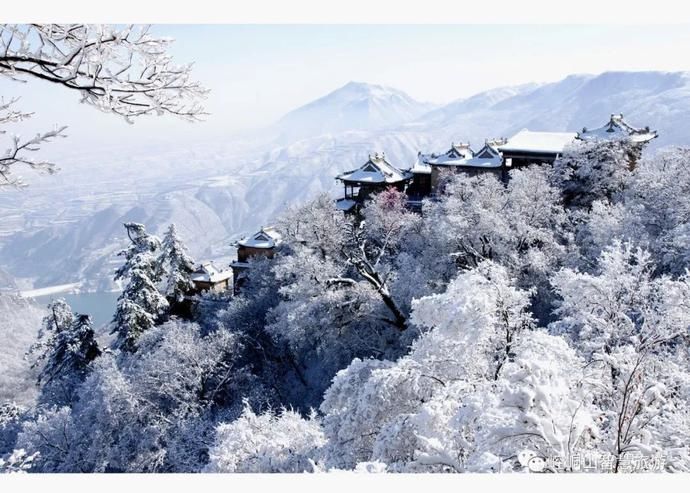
2,25 -> 690,153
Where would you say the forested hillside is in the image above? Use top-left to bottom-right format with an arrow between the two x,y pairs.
3,139 -> 690,473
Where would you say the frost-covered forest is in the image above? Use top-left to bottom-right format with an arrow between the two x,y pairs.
2,138 -> 690,473
1,23 -> 690,476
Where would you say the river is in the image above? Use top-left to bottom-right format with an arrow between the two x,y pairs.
33,291 -> 120,329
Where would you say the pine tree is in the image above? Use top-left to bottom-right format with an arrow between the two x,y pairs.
552,139 -> 637,209
29,299 -> 75,369
30,300 -> 101,406
38,314 -> 101,388
111,222 -> 169,352
159,223 -> 196,303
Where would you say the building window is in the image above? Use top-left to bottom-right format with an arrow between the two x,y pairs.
345,184 -> 360,199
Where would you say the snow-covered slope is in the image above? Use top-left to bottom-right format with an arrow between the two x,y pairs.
413,71 -> 690,149
0,267 -> 18,292
274,81 -> 437,142
0,294 -> 44,405
3,71 -> 690,290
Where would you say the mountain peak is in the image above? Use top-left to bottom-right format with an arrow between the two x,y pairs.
275,81 -> 436,141
341,80 -> 373,90
328,81 -> 412,100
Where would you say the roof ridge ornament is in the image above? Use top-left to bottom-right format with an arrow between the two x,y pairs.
578,114 -> 657,143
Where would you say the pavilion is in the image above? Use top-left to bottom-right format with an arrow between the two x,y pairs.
335,152 -> 413,212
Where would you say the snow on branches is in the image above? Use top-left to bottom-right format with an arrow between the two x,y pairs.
159,223 -> 196,304
0,97 -> 66,187
206,403 -> 325,473
0,24 -> 207,121
111,222 -> 169,352
0,24 -> 208,187
6,143 -> 690,473
28,299 -> 101,406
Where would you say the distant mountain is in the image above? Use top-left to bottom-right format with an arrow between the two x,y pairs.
274,81 -> 437,142
413,71 -> 690,149
420,82 -> 542,121
3,71 -> 690,290
0,193 -> 237,291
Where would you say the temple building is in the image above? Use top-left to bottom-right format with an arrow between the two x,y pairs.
422,140 -> 504,193
405,152 -> 433,210
335,152 -> 413,212
332,114 -> 658,209
497,130 -> 577,168
190,262 -> 233,294
417,130 -> 579,193
230,226 -> 283,292
577,114 -> 658,144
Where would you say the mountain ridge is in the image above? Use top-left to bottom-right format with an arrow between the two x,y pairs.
4,70 -> 690,289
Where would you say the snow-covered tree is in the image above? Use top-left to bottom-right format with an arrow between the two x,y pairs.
278,189 -> 416,333
624,147 -> 690,275
0,97 -> 65,187
319,262 -> 553,472
0,448 -> 40,473
453,330 -> 597,472
0,403 -> 26,458
0,294 -> 44,406
551,241 -> 690,361
28,300 -> 99,406
552,139 -> 637,209
342,188 -> 421,330
205,403 -> 325,473
17,319 -> 258,473
423,166 -> 569,322
14,406 -> 73,472
263,191 -> 424,408
551,241 -> 690,471
28,299 -> 73,370
32,313 -> 101,407
319,357 -> 423,469
159,223 -> 196,304
123,320 -> 246,420
31,299 -> 74,354
279,193 -> 346,260
111,222 -> 168,352
0,24 -> 207,187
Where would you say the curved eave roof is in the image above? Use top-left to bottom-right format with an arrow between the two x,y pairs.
457,157 -> 503,169
238,239 -> 276,248
191,271 -> 232,283
425,144 -> 503,169
424,156 -> 470,166
191,263 -> 233,283
335,198 -> 357,211
237,228 -> 282,249
577,115 -> 658,144
422,147 -> 474,166
425,158 -> 503,169
577,128 -> 658,144
337,171 -> 413,184
337,160 -> 413,184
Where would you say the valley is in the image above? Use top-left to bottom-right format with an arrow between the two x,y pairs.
2,70 -> 690,292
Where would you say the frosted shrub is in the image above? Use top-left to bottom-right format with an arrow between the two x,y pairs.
206,404 -> 325,473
